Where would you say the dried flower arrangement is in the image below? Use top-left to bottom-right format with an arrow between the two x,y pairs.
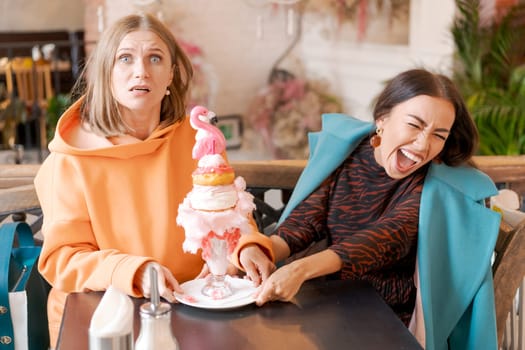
305,0 -> 410,41
246,70 -> 342,159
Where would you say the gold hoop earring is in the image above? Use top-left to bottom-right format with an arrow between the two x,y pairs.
370,128 -> 382,148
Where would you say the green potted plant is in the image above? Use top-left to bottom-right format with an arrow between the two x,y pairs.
46,93 -> 72,142
451,0 -> 525,155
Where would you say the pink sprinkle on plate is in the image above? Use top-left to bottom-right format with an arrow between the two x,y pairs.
175,276 -> 257,310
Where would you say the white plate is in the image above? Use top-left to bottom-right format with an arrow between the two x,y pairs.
175,276 -> 257,310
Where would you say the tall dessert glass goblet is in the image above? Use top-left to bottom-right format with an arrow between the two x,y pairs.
201,236 -> 233,299
200,229 -> 240,299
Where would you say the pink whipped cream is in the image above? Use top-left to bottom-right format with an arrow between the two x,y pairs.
177,176 -> 256,254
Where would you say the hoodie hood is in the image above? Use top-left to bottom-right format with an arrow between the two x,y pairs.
49,97 -> 184,160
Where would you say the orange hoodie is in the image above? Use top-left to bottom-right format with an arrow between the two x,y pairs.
35,99 -> 272,346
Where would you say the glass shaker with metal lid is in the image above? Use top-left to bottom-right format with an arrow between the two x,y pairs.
135,267 -> 180,350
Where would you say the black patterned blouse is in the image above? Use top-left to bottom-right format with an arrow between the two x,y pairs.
276,137 -> 429,325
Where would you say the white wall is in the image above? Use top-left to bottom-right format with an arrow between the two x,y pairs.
297,0 -> 456,121
99,0 -> 295,117
0,0 -> 84,31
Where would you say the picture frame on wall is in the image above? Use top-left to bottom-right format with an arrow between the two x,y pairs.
216,115 -> 243,149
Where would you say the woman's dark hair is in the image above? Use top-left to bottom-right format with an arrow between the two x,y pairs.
372,69 -> 478,166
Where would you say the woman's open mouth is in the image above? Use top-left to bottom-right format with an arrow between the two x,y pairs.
396,148 -> 422,172
130,85 -> 151,94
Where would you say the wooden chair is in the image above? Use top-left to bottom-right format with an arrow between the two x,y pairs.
5,57 -> 54,161
494,218 -> 525,349
0,165 -> 43,235
0,164 -> 43,240
0,85 -> 11,147
232,160 -> 304,234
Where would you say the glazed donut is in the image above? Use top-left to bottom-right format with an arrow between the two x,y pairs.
192,171 -> 235,186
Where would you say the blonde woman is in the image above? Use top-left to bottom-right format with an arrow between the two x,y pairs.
35,13 -> 271,347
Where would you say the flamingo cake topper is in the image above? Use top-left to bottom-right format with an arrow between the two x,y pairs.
190,105 -> 226,160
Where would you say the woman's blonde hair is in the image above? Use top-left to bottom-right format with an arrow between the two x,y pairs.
73,13 -> 193,136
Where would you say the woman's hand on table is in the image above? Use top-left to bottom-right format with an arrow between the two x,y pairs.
135,262 -> 183,302
239,244 -> 276,286
254,261 -> 305,306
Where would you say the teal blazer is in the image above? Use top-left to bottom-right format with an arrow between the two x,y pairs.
279,114 -> 501,350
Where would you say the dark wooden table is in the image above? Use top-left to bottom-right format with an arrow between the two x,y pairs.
57,279 -> 422,350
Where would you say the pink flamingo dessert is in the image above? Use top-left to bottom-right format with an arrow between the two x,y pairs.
177,106 -> 255,299
190,105 -> 226,160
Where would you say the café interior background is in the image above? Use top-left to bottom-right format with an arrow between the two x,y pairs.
0,0 -> 456,159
